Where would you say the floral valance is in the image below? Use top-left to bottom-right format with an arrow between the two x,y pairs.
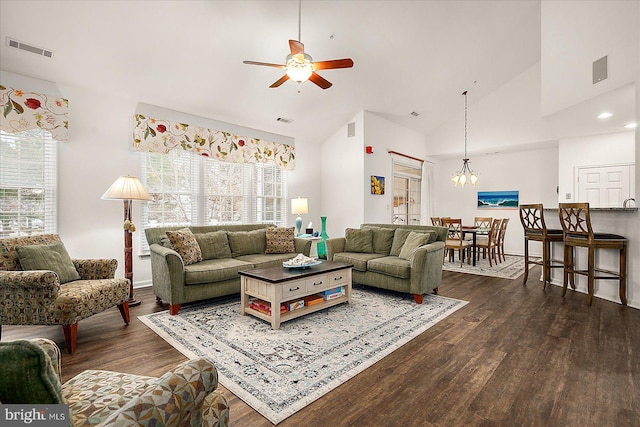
0,85 -> 69,142
133,114 -> 295,170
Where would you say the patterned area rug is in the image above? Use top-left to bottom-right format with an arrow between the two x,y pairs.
139,287 -> 467,424
443,254 -> 536,279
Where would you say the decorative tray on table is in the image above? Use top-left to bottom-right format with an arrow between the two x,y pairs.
283,254 -> 321,269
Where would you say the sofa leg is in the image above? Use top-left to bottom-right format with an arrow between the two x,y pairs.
62,323 -> 78,354
413,294 -> 424,304
117,301 -> 130,324
169,304 -> 181,315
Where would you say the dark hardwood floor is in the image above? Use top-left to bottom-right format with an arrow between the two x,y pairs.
3,266 -> 640,426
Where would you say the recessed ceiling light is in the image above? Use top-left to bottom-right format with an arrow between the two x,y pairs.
597,112 -> 613,119
624,122 -> 637,129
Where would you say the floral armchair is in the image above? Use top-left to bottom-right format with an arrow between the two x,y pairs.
0,234 -> 130,354
0,338 -> 230,426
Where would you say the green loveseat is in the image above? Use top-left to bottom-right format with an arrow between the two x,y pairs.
146,224 -> 312,315
325,223 -> 447,303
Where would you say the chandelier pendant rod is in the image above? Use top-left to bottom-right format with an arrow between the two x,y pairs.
297,0 -> 302,42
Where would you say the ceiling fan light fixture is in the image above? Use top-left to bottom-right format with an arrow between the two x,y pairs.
285,53 -> 313,83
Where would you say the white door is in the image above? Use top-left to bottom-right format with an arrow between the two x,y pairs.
577,164 -> 632,207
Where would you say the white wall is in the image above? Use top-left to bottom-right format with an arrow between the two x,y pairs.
362,111 -> 426,225
320,112 -> 364,238
425,63 -> 557,157
558,131 -> 635,203
541,0 -> 639,116
1,70 -> 322,288
433,145 -> 559,257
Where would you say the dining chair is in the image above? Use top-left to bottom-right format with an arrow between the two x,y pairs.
496,218 -> 510,263
465,216 -> 492,244
442,218 -> 472,267
475,218 -> 501,267
519,204 -> 564,287
431,217 -> 442,226
558,202 -> 627,306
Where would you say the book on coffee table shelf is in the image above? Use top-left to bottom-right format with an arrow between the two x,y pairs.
249,299 -> 288,315
318,287 -> 344,301
304,294 -> 324,307
287,299 -> 305,311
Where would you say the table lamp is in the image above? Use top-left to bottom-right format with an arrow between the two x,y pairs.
291,197 -> 308,236
102,175 -> 152,306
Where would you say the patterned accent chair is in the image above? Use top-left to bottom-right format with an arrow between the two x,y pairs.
0,234 -> 130,354
0,338 -> 230,426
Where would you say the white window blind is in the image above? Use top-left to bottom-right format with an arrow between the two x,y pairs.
140,152 -> 287,253
140,150 -> 199,251
0,129 -> 57,237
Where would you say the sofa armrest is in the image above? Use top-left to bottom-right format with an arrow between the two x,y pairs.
325,237 -> 345,261
100,358 -> 220,426
293,238 -> 312,256
30,338 -> 62,382
149,243 -> 186,303
73,258 -> 117,280
202,390 -> 230,427
409,241 -> 445,295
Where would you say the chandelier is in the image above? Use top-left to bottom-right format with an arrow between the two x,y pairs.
452,90 -> 479,187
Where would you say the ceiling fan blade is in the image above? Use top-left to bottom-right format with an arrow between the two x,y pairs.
309,72 -> 332,89
289,40 -> 305,61
312,58 -> 354,70
243,60 -> 286,68
269,74 -> 290,88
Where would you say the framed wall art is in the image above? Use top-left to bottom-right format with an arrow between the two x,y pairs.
371,175 -> 385,195
477,190 -> 519,209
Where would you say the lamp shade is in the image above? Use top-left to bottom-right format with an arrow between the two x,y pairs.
291,197 -> 308,215
101,175 -> 152,201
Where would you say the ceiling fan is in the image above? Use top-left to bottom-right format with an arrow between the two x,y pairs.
242,1 -> 354,90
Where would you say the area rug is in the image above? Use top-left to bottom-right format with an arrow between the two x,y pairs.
139,287 -> 467,424
443,254 -> 536,279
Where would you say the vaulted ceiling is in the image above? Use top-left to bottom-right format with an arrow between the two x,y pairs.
0,1 -> 633,150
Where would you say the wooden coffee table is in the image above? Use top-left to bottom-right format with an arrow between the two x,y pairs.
239,261 -> 353,329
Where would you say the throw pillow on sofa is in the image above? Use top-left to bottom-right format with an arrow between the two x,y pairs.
398,231 -> 432,260
194,231 -> 232,260
227,229 -> 267,257
166,228 -> 203,265
265,227 -> 296,254
15,241 -> 81,284
369,227 -> 395,255
389,229 -> 412,256
344,228 -> 374,253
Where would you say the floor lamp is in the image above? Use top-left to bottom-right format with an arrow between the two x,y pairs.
102,175 -> 152,307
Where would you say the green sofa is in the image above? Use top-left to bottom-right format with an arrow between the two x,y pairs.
325,223 -> 447,303
146,224 -> 312,315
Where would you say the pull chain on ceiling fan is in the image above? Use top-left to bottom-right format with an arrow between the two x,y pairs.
243,0 -> 354,91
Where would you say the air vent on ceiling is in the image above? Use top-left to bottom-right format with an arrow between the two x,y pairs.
410,111 -> 420,117
276,117 -> 293,124
592,55 -> 607,84
6,37 -> 53,58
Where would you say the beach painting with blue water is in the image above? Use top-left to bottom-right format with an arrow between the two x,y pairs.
478,190 -> 519,209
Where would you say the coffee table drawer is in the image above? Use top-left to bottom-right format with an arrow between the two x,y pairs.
329,270 -> 349,287
281,279 -> 306,299
305,274 -> 330,293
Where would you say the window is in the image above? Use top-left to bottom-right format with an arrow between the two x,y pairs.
141,152 -> 287,250
392,161 -> 421,225
0,129 -> 57,237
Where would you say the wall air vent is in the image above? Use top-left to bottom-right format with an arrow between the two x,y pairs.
347,122 -> 356,138
592,55 -> 607,84
276,117 -> 293,124
6,37 -> 53,58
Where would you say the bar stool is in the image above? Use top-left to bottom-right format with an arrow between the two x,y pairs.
519,204 -> 564,288
558,202 -> 627,306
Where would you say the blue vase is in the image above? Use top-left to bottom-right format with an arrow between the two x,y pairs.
317,216 -> 329,259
